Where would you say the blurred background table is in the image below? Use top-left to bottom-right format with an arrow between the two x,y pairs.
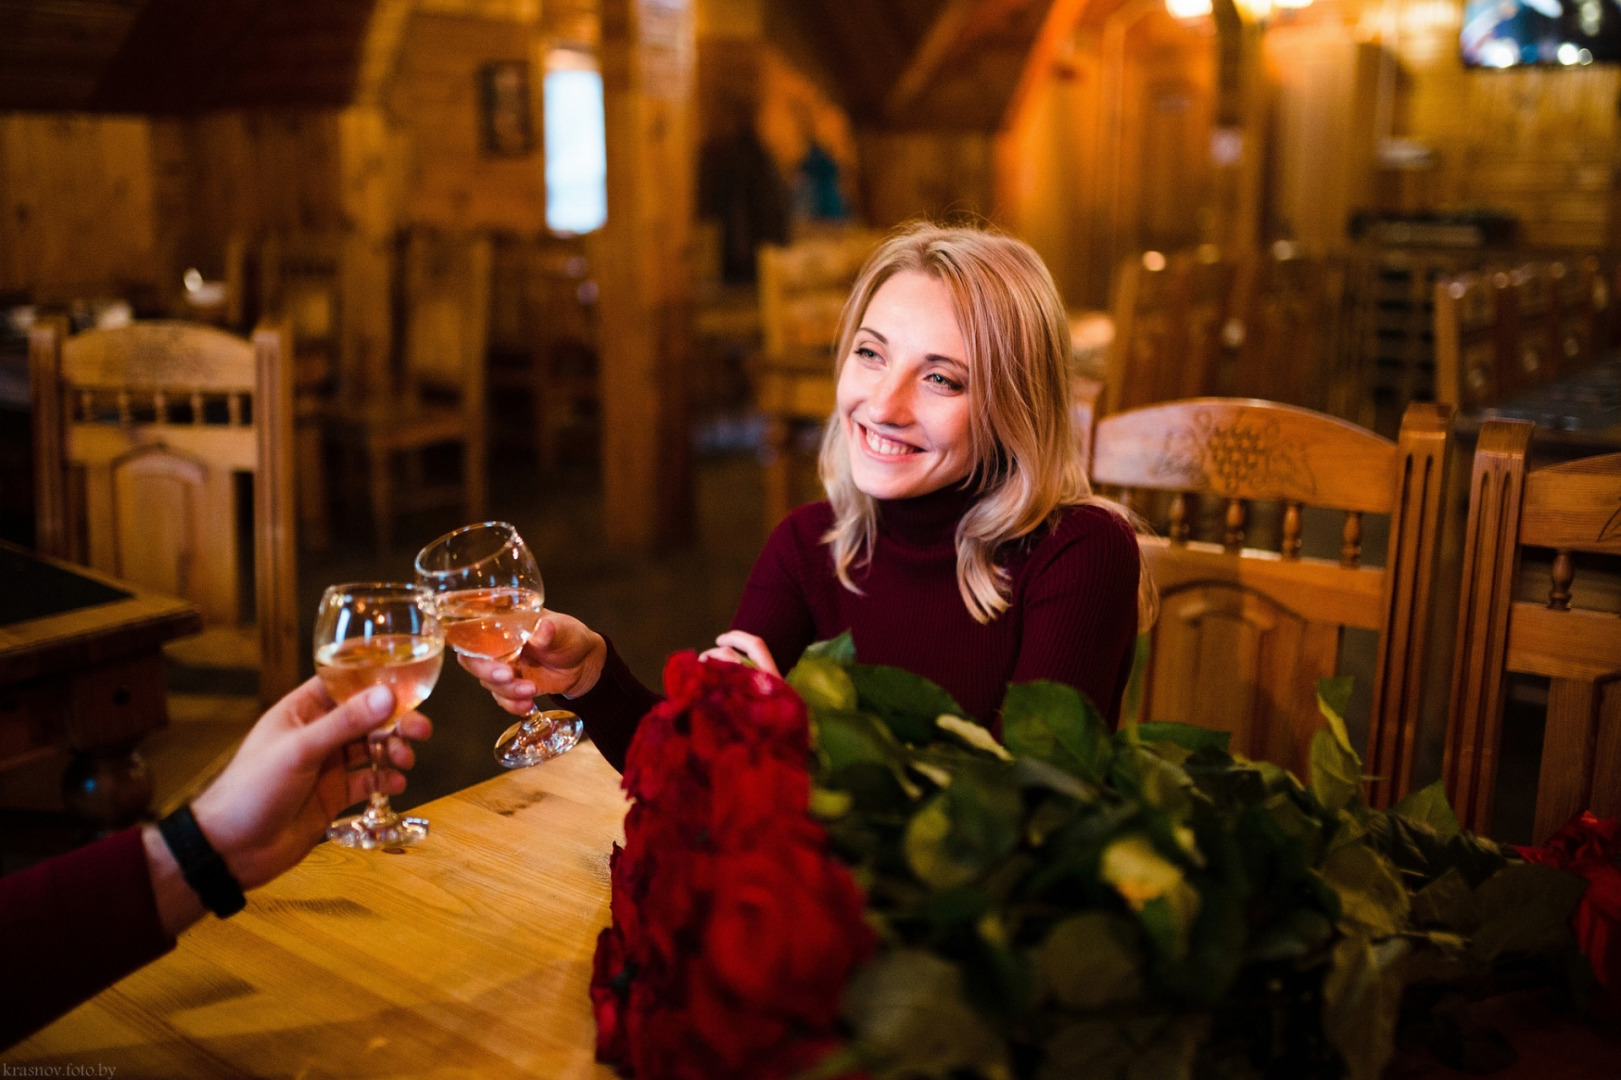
11,741 -> 627,1079
0,541 -> 202,850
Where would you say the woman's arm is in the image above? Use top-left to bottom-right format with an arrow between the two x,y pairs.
1009,505 -> 1142,726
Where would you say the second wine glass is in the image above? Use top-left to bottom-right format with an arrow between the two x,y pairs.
415,521 -> 584,768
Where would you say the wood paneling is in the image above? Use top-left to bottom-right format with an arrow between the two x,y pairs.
388,12 -> 547,231
0,113 -> 159,301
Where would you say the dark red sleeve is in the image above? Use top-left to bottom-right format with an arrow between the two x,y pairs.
1010,505 -> 1141,726
570,510 -> 827,774
730,507 -> 822,677
0,826 -> 175,1048
566,637 -> 662,773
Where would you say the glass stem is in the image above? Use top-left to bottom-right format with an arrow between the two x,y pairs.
365,732 -> 396,826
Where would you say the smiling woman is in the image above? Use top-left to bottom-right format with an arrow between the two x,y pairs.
460,224 -> 1149,771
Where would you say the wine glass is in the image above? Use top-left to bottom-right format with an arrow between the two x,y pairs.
314,582 -> 444,849
414,521 -> 584,768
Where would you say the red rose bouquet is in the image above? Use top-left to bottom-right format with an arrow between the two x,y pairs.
591,650 -> 875,1080
594,636 -> 1600,1080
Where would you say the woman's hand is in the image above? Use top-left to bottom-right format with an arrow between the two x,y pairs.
459,610 -> 608,716
699,630 -> 780,678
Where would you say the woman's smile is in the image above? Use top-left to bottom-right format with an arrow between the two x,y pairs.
837,270 -> 975,500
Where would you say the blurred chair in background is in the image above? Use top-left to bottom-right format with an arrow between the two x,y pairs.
325,229 -> 491,555
754,228 -> 882,531
30,317 -> 298,705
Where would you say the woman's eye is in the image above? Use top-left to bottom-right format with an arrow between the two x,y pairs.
855,346 -> 881,363
926,372 -> 964,391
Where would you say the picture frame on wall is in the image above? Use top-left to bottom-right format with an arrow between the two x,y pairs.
479,60 -> 534,157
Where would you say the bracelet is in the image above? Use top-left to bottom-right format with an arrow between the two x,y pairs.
156,805 -> 247,918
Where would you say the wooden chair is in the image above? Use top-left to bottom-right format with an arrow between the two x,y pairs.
1089,398 -> 1453,795
1444,419 -> 1621,842
29,318 -> 299,707
1102,247 -> 1235,416
1226,246 -> 1347,412
326,229 -> 491,554
754,229 -> 882,530
1434,270 -> 1511,412
486,235 -> 598,475
259,230 -> 346,550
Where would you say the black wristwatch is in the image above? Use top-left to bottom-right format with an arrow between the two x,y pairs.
156,805 -> 247,918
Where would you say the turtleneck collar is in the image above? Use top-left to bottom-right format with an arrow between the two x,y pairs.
875,482 -> 978,548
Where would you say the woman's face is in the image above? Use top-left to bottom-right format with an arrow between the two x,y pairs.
837,270 -> 975,501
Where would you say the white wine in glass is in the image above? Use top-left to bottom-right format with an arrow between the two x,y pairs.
314,583 -> 444,849
415,521 -> 584,768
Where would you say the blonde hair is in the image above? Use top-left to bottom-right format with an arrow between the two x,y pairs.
820,222 -> 1148,625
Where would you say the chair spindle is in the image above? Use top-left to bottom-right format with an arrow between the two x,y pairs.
1549,549 -> 1574,610
1341,510 -> 1363,568
227,394 -> 243,427
1282,500 -> 1302,559
116,390 -> 132,426
1223,498 -> 1245,551
154,390 -> 168,424
191,390 -> 205,425
1169,492 -> 1189,542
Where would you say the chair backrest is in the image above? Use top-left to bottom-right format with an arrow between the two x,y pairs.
400,229 -> 494,415
260,231 -> 346,394
757,230 -> 883,365
1226,246 -> 1347,411
1433,270 -> 1510,411
1445,419 -> 1621,841
29,318 -> 299,705
1089,397 -> 1452,794
1103,247 -> 1236,416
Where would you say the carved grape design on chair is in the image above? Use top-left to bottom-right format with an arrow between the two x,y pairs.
1154,410 -> 1317,498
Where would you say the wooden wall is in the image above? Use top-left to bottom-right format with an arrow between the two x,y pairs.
1387,2 -> 1621,249
0,114 -> 159,302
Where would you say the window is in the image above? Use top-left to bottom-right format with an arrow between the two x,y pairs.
544,49 -> 608,234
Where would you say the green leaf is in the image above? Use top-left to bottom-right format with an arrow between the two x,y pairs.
903,771 -> 1022,891
1318,842 -> 1410,938
1002,680 -> 1113,783
936,714 -> 1013,761
840,950 -> 1012,1080
1317,676 -> 1356,750
1136,722 -> 1230,754
1309,728 -> 1362,814
853,664 -> 967,744
1409,867 -> 1477,933
816,709 -> 905,774
802,630 -> 857,668
1392,780 -> 1461,842
1041,1013 -> 1208,1080
810,786 -> 854,820
1468,861 -> 1587,963
1037,912 -> 1143,1010
789,654 -> 859,713
1322,934 -> 1410,1080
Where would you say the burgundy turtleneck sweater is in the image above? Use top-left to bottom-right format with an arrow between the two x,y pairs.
573,485 -> 1141,772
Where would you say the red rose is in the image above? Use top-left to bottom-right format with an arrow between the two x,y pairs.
702,838 -> 875,1030
707,743 -> 812,846
621,705 -> 691,804
592,925 -> 632,1068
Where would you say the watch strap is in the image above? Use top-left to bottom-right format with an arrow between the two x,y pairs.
156,805 -> 247,918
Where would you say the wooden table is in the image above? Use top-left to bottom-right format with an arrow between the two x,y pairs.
0,541 -> 202,832
12,742 -> 628,1079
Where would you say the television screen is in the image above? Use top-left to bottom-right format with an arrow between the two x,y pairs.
1461,0 -> 1621,67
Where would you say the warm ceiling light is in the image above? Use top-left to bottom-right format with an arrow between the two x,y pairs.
1165,0 -> 1213,18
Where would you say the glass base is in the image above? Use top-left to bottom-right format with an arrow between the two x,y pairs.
495,709 -> 583,768
327,812 -> 429,850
